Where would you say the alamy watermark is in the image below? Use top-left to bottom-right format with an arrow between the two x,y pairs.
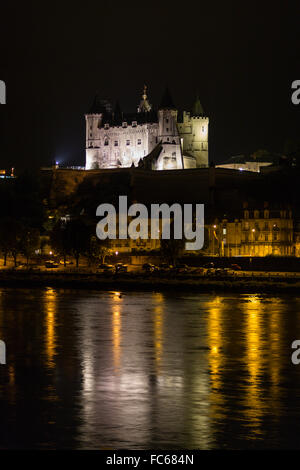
0,340 -> 6,365
0,80 -> 6,104
291,340 -> 300,365
96,196 -> 205,251
291,80 -> 300,105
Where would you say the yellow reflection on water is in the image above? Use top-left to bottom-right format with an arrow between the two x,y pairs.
267,300 -> 283,420
112,306 -> 121,373
44,287 -> 57,369
207,297 -> 224,421
153,293 -> 164,374
243,295 -> 264,434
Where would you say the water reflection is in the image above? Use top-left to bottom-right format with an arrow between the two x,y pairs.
44,287 -> 57,369
242,295 -> 265,436
206,296 -> 225,436
153,293 -> 164,375
0,288 -> 300,449
112,293 -> 122,373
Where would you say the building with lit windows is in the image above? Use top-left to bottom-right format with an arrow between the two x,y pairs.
207,206 -> 294,257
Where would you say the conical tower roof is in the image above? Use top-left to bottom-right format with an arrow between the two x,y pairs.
88,93 -> 112,114
192,93 -> 204,116
159,86 -> 176,110
113,100 -> 122,124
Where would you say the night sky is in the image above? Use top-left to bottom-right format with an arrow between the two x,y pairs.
0,0 -> 299,170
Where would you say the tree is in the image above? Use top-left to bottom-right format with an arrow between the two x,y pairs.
251,149 -> 271,160
50,220 -> 72,267
0,217 -> 11,265
0,218 -> 23,267
50,218 -> 90,268
68,219 -> 90,268
160,237 -> 185,265
87,235 -> 111,266
283,139 -> 300,165
21,227 -> 40,266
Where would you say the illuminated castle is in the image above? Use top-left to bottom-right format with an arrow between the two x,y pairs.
85,86 -> 209,170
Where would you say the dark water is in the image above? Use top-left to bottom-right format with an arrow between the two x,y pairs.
1,288 -> 300,449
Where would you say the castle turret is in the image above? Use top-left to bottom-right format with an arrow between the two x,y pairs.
156,87 -> 183,170
190,93 -> 209,167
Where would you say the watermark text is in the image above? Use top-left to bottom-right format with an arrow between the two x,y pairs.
0,80 -> 6,104
96,196 -> 204,251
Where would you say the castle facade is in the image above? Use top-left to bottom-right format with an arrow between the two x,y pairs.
85,86 -> 209,170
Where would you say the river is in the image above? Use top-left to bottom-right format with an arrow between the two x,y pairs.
0,287 -> 300,449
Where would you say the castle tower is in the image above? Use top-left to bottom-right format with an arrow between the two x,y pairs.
156,87 -> 183,170
85,94 -> 111,169
190,93 -> 209,167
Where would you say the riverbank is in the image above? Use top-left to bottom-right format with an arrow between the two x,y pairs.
0,270 -> 300,293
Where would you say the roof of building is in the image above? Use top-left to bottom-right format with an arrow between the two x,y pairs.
102,109 -> 158,127
138,142 -> 163,170
218,154 -> 281,165
87,87 -> 207,124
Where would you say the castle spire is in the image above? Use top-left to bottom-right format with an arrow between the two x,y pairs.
192,92 -> 204,116
142,84 -> 147,101
113,99 -> 122,124
159,86 -> 176,110
137,84 -> 152,113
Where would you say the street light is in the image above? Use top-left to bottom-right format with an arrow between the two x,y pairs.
251,229 -> 255,257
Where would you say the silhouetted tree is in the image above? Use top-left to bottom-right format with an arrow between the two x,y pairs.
21,227 -> 40,266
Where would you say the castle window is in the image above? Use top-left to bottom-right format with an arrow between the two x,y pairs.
114,141 -> 118,146
104,138 -> 109,146
104,123 -> 109,129
202,126 -> 204,132
166,128 -> 169,132
166,118 -> 169,123
126,140 -> 130,146
122,122 -> 127,128
137,139 -> 141,145
132,121 -> 137,127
